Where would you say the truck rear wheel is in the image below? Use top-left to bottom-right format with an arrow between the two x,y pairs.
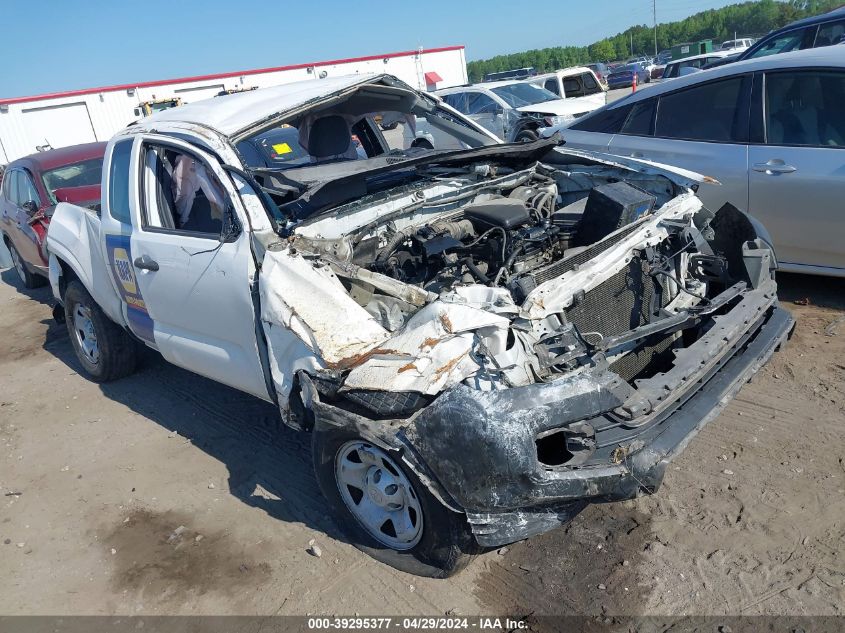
312,425 -> 478,578
64,280 -> 137,382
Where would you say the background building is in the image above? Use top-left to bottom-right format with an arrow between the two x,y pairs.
0,45 -> 466,268
0,46 -> 467,163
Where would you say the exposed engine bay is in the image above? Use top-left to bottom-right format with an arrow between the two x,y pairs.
349,173 -> 653,304
256,151 -> 776,428
282,159 -> 674,314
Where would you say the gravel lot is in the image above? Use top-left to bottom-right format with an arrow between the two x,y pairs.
0,260 -> 843,617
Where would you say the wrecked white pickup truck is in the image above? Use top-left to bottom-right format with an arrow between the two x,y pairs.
46,73 -> 794,577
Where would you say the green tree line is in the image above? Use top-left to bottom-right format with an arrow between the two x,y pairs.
467,0 -> 841,81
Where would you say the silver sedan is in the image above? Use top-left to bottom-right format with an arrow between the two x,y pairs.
560,47 -> 845,277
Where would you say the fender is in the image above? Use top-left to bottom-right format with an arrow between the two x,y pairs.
46,202 -> 126,327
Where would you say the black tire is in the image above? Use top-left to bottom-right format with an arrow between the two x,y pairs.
8,242 -> 44,289
312,424 -> 478,578
64,280 -> 138,382
514,129 -> 539,143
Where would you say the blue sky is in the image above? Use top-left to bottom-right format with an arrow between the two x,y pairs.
2,0 -> 744,98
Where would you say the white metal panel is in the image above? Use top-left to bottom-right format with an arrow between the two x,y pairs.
174,84 -> 226,102
21,102 -> 97,152
417,48 -> 468,89
0,108 -> 38,162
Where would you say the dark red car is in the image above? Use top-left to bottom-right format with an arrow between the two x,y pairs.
1,142 -> 106,288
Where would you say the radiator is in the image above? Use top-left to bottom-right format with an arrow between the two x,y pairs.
564,253 -> 675,382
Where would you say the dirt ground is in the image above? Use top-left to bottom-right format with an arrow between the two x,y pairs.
1,266 -> 843,617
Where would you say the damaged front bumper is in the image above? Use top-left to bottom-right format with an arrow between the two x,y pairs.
303,286 -> 793,549
404,301 -> 793,547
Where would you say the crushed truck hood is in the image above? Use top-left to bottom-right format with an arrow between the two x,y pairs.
146,73 -> 389,138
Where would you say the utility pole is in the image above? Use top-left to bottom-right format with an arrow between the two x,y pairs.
653,0 -> 658,57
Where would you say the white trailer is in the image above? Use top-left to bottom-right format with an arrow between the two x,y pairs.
0,46 -> 467,164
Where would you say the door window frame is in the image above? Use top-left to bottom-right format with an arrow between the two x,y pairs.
813,19 -> 845,47
105,139 -> 134,226
466,91 -> 501,115
652,73 -> 753,144
441,92 -> 469,114
568,102 -> 634,134
743,25 -> 818,60
2,169 -> 21,205
18,170 -> 41,208
619,97 -> 657,137
581,72 -> 601,94
758,66 -> 845,149
137,139 -> 235,241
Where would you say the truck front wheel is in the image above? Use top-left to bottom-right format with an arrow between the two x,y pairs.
64,281 -> 137,382
312,425 -> 478,578
514,129 -> 538,143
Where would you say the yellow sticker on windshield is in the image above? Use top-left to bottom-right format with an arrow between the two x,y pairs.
272,142 -> 293,155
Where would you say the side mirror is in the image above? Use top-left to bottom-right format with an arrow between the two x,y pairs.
22,201 -> 39,217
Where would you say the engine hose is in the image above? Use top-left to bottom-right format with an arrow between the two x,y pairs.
375,227 -> 415,263
530,191 -> 555,219
465,226 -> 507,249
493,244 -> 525,286
463,258 -> 491,284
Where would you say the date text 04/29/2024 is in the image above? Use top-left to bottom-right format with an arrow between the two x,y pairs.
306,617 -> 527,630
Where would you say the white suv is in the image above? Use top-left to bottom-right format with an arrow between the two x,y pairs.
435,80 -> 595,143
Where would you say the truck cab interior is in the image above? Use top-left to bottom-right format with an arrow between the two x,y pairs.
142,146 -> 228,236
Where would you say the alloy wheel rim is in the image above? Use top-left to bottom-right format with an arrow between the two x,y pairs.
335,441 -> 424,550
72,304 -> 100,365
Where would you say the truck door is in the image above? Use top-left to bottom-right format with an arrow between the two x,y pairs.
114,134 -> 269,399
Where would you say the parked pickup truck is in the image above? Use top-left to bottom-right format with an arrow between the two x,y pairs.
526,67 -> 607,115
47,73 -> 793,578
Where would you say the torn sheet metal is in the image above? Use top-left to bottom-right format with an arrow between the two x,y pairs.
342,300 -> 510,395
46,203 -> 126,326
441,285 -> 520,316
259,249 -> 389,374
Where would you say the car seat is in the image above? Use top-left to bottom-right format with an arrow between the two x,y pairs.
307,115 -> 358,163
